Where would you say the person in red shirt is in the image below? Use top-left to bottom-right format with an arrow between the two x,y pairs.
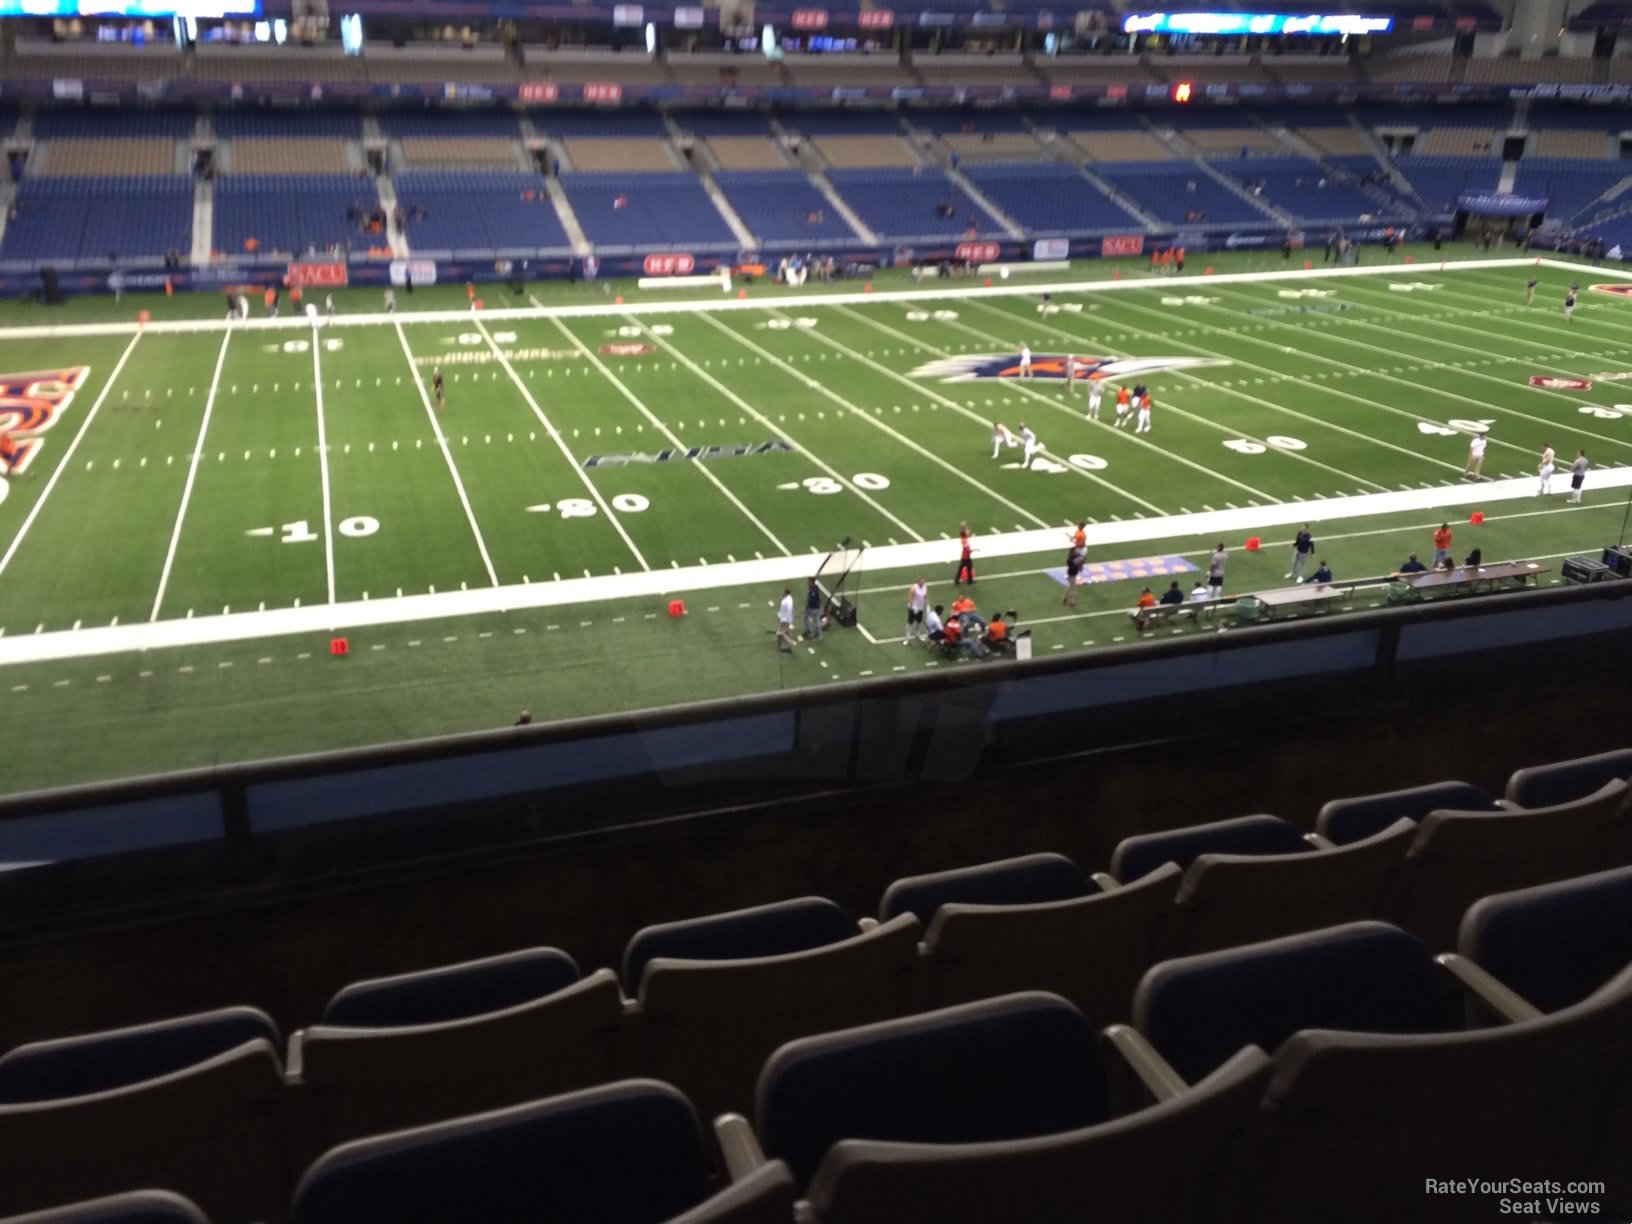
1071,520 -> 1087,551
981,613 -> 1010,653
1432,523 -> 1454,568
1115,385 -> 1133,429
955,522 -> 975,586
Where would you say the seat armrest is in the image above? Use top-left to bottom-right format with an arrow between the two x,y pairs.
715,1112 -> 770,1182
1492,799 -> 1523,812
1435,953 -> 1544,1024
1304,832 -> 1337,851
1103,1023 -> 1189,1102
285,1028 -> 305,1082
857,917 -> 878,932
1090,871 -> 1121,893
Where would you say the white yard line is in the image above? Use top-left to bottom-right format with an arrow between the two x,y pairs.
690,310 -> 1042,531
311,321 -> 338,604
611,310 -> 923,542
547,314 -> 792,557
0,258 -> 1563,343
394,321 -> 500,586
0,331 -> 140,580
765,305 -> 1170,515
473,317 -> 650,572
7,467 -> 1626,669
149,328 -> 233,622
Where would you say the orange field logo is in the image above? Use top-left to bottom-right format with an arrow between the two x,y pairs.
0,367 -> 91,480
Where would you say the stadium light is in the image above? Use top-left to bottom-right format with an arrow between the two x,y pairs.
1173,82 -> 1193,103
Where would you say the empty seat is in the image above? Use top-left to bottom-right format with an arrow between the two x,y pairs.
625,899 -> 919,1120
1457,864 -> 1632,1015
0,1009 -> 290,1222
321,947 -> 581,1027
1223,963 -> 1632,1224
1167,819 -> 1417,955
1110,814 -> 1311,884
291,1080 -> 796,1224
913,862 -> 1178,1025
1316,780 -> 1495,845
801,1046 -> 1269,1224
1506,747 -> 1632,809
755,992 -> 1109,1188
0,1192 -> 208,1224
1381,781 -> 1629,948
1134,922 -> 1454,1085
292,967 -> 623,1149
880,853 -> 1090,923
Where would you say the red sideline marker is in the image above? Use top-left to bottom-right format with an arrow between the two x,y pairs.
1470,511 -> 1485,526
1245,537 -> 1262,552
330,638 -> 350,657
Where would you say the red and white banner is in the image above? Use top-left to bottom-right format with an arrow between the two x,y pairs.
582,82 -> 624,105
955,241 -> 1000,264
791,7 -> 828,27
285,261 -> 348,288
1049,84 -> 1073,101
857,9 -> 893,28
1101,235 -> 1146,258
519,82 -> 559,103
643,253 -> 696,277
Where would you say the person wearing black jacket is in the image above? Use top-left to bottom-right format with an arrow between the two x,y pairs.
1286,523 -> 1316,583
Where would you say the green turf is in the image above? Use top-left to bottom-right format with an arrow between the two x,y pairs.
2,245 -> 1629,795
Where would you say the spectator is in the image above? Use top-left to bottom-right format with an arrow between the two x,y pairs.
1398,554 -> 1428,575
1131,587 -> 1158,630
1159,581 -> 1185,607
1207,543 -> 1228,597
1463,548 -> 1483,569
1286,522 -> 1315,583
776,588 -> 795,653
1063,544 -> 1085,608
1432,523 -> 1454,568
1310,560 -> 1333,585
1191,579 -> 1212,603
981,613 -> 1009,653
925,604 -> 946,645
805,577 -> 824,640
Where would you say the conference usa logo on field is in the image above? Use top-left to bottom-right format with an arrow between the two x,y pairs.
909,354 -> 1228,384
583,441 -> 795,469
0,367 -> 92,500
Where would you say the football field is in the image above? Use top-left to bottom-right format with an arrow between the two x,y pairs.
3,249 -> 1631,794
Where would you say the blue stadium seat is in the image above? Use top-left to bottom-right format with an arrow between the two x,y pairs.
1381,780 -> 1631,948
755,992 -> 1110,1187
823,168 -> 1005,240
1456,864 -> 1632,1015
962,162 -> 1146,234
624,896 -> 856,987
214,109 -> 360,139
625,899 -> 920,1119
1110,814 -> 1311,884
0,177 -> 192,264
214,174 -> 369,256
1505,747 -> 1632,809
915,862 -> 1179,1025
1316,780 -> 1496,845
395,171 -> 569,254
562,173 -> 737,248
0,1008 -> 289,1221
1133,921 -> 1453,1084
294,967 -> 625,1148
712,171 -> 860,244
879,852 -> 1091,922
1095,163 -> 1273,227
0,1191 -> 209,1224
291,1080 -> 796,1224
321,946 -> 582,1027
33,108 -> 193,139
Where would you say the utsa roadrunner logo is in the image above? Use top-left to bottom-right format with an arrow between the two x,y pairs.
909,355 -> 1228,383
1590,284 -> 1632,298
0,367 -> 92,490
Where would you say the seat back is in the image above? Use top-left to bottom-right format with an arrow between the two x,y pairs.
1171,819 -> 1416,955
0,1007 -> 279,1104
0,1191 -> 210,1224
1134,922 -> 1452,1085
296,969 -> 625,1149
804,1047 -> 1272,1224
633,917 -> 920,1121
1229,964 -> 1632,1224
623,897 -> 856,988
1459,864 -> 1632,1014
756,992 -> 1110,1188
321,947 -> 581,1027
1316,781 -> 1495,845
1381,781 -> 1628,949
879,853 -> 1089,923
0,1041 -> 290,1224
1506,748 -> 1632,809
1110,815 -> 1309,884
291,1080 -> 711,1224
919,862 -> 1179,1025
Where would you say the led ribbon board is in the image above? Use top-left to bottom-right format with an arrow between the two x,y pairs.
0,0 -> 259,15
1123,13 -> 1394,36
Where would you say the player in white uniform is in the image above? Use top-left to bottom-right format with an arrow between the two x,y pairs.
1019,422 -> 1041,469
1065,354 -> 1080,394
1565,289 -> 1577,321
1018,345 -> 1032,380
1537,444 -> 1556,496
991,421 -> 1018,459
1136,395 -> 1153,434
1086,379 -> 1104,421
904,578 -> 929,644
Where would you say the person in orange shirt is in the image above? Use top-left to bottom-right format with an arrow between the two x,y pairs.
263,286 -> 278,317
466,282 -> 476,309
1432,522 -> 1454,568
1071,520 -> 1087,551
981,613 -> 1010,653
1114,385 -> 1133,429
0,432 -> 17,473
1176,246 -> 1186,273
950,593 -> 975,617
1131,587 -> 1158,631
